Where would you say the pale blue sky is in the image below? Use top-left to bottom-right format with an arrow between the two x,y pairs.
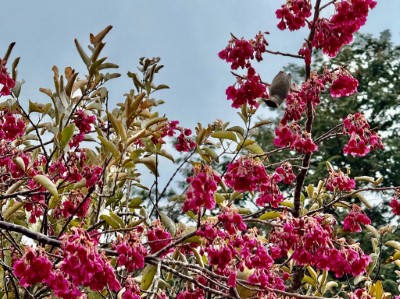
2,0 -> 399,129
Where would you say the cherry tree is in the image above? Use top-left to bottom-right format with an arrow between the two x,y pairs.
0,0 -> 399,298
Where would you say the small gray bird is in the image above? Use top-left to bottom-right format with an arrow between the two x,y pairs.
264,71 -> 291,108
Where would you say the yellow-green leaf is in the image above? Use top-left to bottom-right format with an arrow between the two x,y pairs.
281,200 -> 294,208
60,123 -> 76,149
141,264 -> 157,290
107,111 -> 127,142
13,157 -> 26,172
109,211 -> 125,228
244,142 -> 264,154
144,117 -> 168,129
100,214 -> 121,229
251,119 -> 272,129
159,211 -> 176,236
137,157 -> 157,176
98,135 -> 120,160
214,193 -> 225,205
227,126 -> 244,137
129,197 -> 143,208
259,211 -> 281,220
74,39 -> 91,67
307,266 -> 318,282
201,147 -> 219,161
158,149 -> 175,162
211,131 -> 237,142
29,100 -> 52,114
354,192 -> 372,208
385,240 -> 400,251
33,175 -> 58,200
302,275 -> 316,288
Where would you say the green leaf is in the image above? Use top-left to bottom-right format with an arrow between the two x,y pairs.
107,111 -> 127,142
60,123 -> 76,149
144,116 -> 168,129
74,39 -> 91,67
354,192 -> 372,209
211,130 -> 237,142
243,142 -> 264,154
158,149 -> 175,162
302,275 -> 316,288
385,240 -> 400,251
128,197 -> 143,208
251,119 -> 272,129
227,126 -> 245,137
28,101 -> 52,114
109,211 -> 125,228
141,264 -> 157,290
214,193 -> 225,205
259,211 -> 281,220
100,214 -> 121,229
159,211 -> 176,236
33,175 -> 58,201
137,157 -> 157,176
201,146 -> 219,162
155,84 -> 170,91
98,135 -> 120,160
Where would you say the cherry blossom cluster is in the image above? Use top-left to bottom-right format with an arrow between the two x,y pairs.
276,0 -> 312,31
343,205 -> 371,232
197,218 -> 285,294
151,120 -> 196,152
312,0 -> 377,57
224,157 -> 285,207
225,67 -> 268,108
175,127 -> 196,152
274,123 -> 318,154
269,213 -> 371,278
342,112 -> 383,156
0,145 -> 30,180
70,109 -> 96,147
219,33 -> 269,108
218,32 -> 268,70
13,247 -> 53,287
0,110 -> 25,141
330,72 -> 359,98
183,164 -> 221,214
349,288 -> 372,299
282,72 -> 326,124
13,228 -> 120,298
177,288 -> 204,299
147,220 -> 173,256
69,109 -> 96,147
121,276 -> 141,299
0,61 -> 15,96
390,194 -> 400,216
59,227 -> 120,292
54,190 -> 90,218
275,161 -> 296,184
218,207 -> 247,234
224,157 -> 269,192
115,227 -> 148,272
325,169 -> 356,192
13,248 -> 82,298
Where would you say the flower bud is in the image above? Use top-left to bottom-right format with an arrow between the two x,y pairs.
264,71 -> 291,108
